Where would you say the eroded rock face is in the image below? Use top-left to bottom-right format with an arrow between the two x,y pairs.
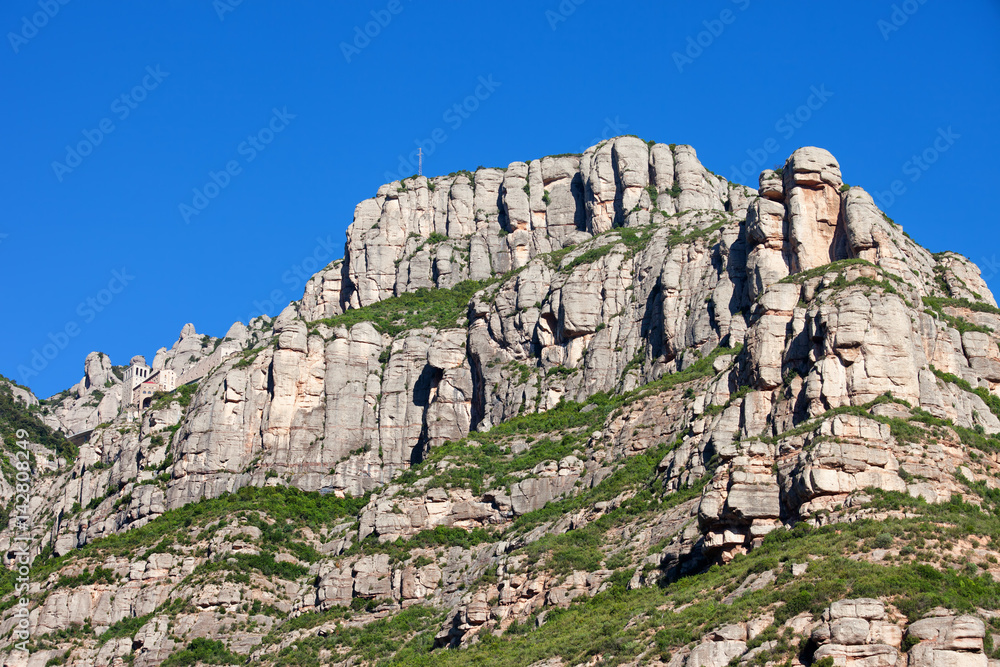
359,486 -> 499,543
8,138 -> 1000,666
300,260 -> 346,321
906,614 -> 988,666
32,142 -> 1000,553
313,138 -> 746,316
130,140 -> 762,509
41,352 -> 123,435
807,600 -> 990,667
810,599 -> 902,667
12,141 -> 1000,656
784,147 -> 847,272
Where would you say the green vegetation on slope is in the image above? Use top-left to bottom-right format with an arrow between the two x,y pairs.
512,438 -> 706,536
550,226 -> 654,273
394,343 -> 737,507
0,377 -> 77,462
32,486 -> 368,581
149,382 -> 199,411
779,258 -> 876,284
929,365 -> 1000,422
261,496 -> 1000,667
923,297 -> 995,335
162,638 -> 244,666
923,296 -> 1000,315
342,525 -> 494,563
310,280 -> 490,336
267,606 -> 444,666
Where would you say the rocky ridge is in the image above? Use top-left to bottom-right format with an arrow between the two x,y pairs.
2,139 -> 1000,666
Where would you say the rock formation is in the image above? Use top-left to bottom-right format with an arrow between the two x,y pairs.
4,139 -> 1000,666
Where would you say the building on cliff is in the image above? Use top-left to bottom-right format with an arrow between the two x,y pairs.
120,355 -> 176,415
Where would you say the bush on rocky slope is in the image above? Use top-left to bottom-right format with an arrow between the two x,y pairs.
311,279 -> 490,336
0,377 -> 76,462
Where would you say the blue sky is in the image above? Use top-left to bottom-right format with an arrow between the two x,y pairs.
2,0 -> 999,397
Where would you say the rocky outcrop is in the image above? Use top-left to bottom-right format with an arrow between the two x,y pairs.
359,487 -> 499,543
42,351 -> 123,434
905,613 -> 989,666
784,147 -> 848,272
810,599 -> 902,666
26,142 -> 1000,566
16,143 -> 999,565
154,322 -> 247,386
681,599 -> 993,667
153,140 -> 750,509
810,600 -> 991,667
7,138 -> 1000,667
314,138 -> 749,318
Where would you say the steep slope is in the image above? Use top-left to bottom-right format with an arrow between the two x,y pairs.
4,140 -> 1000,666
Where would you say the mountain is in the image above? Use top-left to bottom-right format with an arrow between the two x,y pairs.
3,138 -> 1000,666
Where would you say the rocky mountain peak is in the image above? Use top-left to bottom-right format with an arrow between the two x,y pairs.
6,138 -> 1000,666
82,351 -> 116,393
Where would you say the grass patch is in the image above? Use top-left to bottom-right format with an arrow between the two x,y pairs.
345,526 -> 494,563
923,297 -> 995,335
310,280 -> 489,336
0,378 -> 77,462
929,365 -> 1000,422
358,501 -> 1000,666
779,258 -> 875,284
29,486 -> 368,582
150,383 -> 199,411
923,296 -> 1000,316
266,605 -> 443,666
162,638 -> 243,666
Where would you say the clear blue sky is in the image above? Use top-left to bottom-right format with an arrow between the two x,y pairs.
3,0 -> 999,397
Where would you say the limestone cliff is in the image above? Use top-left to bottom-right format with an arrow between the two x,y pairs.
5,140 -> 1000,667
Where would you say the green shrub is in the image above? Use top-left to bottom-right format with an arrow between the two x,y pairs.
31,486 -> 368,581
195,551 -> 309,581
311,280 -> 489,336
929,366 -> 1000,423
99,613 -> 154,646
873,533 -> 894,549
55,567 -> 116,588
162,638 -> 242,666
0,378 -> 77,461
149,383 -> 199,411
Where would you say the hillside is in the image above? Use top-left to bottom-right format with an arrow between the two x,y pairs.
3,139 -> 1000,666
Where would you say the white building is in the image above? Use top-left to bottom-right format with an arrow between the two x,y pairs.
122,355 -> 150,394
121,356 -> 178,413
